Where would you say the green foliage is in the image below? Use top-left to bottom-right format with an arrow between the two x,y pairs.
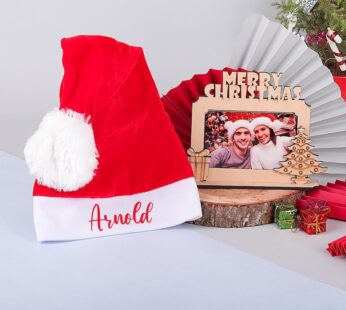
272,0 -> 300,28
295,0 -> 346,34
272,0 -> 346,75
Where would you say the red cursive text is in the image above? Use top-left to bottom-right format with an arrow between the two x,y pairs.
89,202 -> 154,232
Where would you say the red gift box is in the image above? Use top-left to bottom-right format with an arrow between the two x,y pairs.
296,180 -> 346,221
300,207 -> 330,234
297,196 -> 346,221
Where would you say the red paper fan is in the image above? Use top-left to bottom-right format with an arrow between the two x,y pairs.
327,235 -> 346,257
161,67 -> 249,150
296,180 -> 346,221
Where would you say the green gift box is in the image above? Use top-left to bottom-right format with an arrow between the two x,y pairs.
274,203 -> 297,229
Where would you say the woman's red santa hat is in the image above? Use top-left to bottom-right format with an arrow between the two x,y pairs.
24,35 -> 201,242
250,115 -> 283,132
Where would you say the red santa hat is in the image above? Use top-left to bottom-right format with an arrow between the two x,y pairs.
24,35 -> 201,242
250,116 -> 283,132
224,120 -> 253,140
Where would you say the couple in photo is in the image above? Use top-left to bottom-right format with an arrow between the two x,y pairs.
209,117 -> 293,170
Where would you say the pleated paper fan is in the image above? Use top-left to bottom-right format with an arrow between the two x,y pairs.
162,68 -> 248,150
227,14 -> 346,185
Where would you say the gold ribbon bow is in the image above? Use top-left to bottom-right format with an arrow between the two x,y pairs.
187,148 -> 210,157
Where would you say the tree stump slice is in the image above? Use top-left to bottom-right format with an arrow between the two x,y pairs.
190,189 -> 304,228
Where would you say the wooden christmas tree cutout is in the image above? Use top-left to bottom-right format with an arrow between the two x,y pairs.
275,127 -> 327,184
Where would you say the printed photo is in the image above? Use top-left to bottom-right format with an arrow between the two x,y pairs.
204,111 -> 297,170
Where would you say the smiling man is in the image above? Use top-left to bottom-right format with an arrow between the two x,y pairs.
209,120 -> 252,169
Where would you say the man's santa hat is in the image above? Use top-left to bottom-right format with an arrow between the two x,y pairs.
224,120 -> 253,140
250,116 -> 283,132
24,35 -> 201,242
224,113 -> 254,140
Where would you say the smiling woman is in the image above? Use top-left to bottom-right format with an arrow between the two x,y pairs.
254,125 -> 272,145
250,116 -> 293,170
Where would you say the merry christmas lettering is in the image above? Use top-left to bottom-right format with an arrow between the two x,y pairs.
89,202 -> 153,232
204,72 -> 302,100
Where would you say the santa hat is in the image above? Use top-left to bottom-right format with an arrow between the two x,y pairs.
24,35 -> 201,242
250,117 -> 283,132
224,120 -> 253,140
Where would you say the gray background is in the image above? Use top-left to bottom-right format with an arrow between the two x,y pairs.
0,0 -> 276,157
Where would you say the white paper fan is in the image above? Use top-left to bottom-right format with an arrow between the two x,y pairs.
228,14 -> 346,184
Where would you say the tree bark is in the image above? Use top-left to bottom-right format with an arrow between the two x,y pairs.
190,189 -> 304,227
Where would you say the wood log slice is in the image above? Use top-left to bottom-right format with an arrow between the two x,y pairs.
190,189 -> 304,228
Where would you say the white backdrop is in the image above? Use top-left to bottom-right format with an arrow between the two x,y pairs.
0,0 -> 276,157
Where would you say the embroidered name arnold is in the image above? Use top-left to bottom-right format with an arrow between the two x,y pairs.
89,202 -> 153,232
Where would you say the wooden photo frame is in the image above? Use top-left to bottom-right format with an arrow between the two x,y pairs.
189,97 -> 329,190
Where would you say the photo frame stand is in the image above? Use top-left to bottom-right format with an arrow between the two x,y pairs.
189,96 -> 320,188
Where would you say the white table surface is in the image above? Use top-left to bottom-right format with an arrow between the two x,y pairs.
1,150 -> 346,310
190,217 -> 346,291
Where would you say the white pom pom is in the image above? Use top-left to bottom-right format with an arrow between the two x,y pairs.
24,109 -> 99,191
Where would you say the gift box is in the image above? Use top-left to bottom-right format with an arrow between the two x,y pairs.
187,148 -> 210,182
304,182 -> 346,221
274,203 -> 297,229
300,206 -> 330,234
